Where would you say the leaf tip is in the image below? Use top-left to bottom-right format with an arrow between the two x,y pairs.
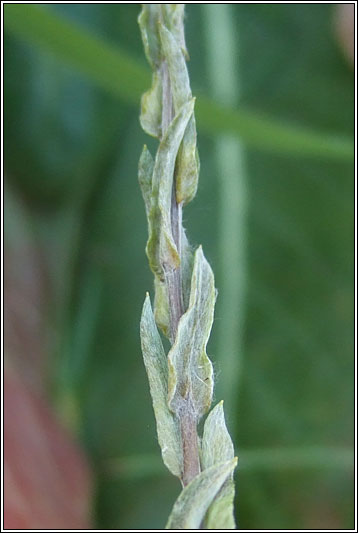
142,292 -> 151,312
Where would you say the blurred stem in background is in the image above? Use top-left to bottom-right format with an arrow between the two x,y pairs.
203,4 -> 248,428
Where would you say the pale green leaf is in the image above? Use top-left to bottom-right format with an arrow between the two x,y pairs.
159,23 -> 198,206
168,246 -> 215,419
153,228 -> 194,339
138,5 -> 162,69
140,72 -> 163,139
203,482 -> 236,529
175,116 -> 199,206
153,277 -> 170,338
140,294 -> 182,478
159,23 -> 191,112
161,4 -> 188,59
201,401 -> 236,529
201,401 -> 235,468
146,98 -> 194,276
165,458 -> 237,529
180,229 -> 194,311
138,145 -> 154,216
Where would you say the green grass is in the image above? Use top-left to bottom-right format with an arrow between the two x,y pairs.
5,4 -> 353,159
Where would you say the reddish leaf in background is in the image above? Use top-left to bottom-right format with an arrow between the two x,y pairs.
335,3 -> 354,66
4,367 -> 92,529
4,195 -> 92,529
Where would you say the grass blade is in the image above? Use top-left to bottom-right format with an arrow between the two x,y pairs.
4,4 -> 353,160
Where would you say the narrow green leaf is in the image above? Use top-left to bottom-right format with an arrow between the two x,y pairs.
4,4 -> 149,105
165,458 -> 237,529
140,294 -> 182,478
138,4 -> 162,69
161,4 -> 188,59
146,99 -> 195,276
106,446 -> 355,480
180,229 -> 194,311
168,246 -> 215,419
204,484 -> 236,529
153,277 -> 170,338
159,23 -> 199,206
4,5 -> 353,160
175,116 -> 199,206
140,72 -> 163,138
159,23 -> 191,112
138,145 -> 154,216
195,94 -> 354,160
201,401 -> 236,529
202,401 -> 235,469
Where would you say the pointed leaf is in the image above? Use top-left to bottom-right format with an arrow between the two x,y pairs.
140,294 -> 182,477
153,230 -> 194,339
201,401 -> 237,529
159,23 -> 191,112
159,24 -> 198,206
153,277 -> 170,338
175,116 -> 199,205
146,98 -> 194,277
138,5 -> 162,69
202,401 -> 235,469
168,246 -> 215,419
165,458 -> 237,529
180,228 -> 194,311
161,4 -> 188,59
140,71 -> 162,139
204,484 -> 236,530
138,145 -> 154,216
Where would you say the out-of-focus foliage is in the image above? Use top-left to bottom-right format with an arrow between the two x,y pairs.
4,4 -> 354,530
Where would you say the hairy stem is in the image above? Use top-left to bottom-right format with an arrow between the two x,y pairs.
139,8 -> 238,526
180,407 -> 200,486
160,59 -> 183,341
160,59 -> 200,486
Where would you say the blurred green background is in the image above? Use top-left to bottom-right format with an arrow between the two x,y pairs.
4,3 -> 354,530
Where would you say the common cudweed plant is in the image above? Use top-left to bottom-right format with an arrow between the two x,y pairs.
138,4 -> 237,529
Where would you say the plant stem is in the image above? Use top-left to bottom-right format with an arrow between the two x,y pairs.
160,60 -> 184,342
180,408 -> 201,486
160,58 -> 200,486
165,186 -> 183,342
